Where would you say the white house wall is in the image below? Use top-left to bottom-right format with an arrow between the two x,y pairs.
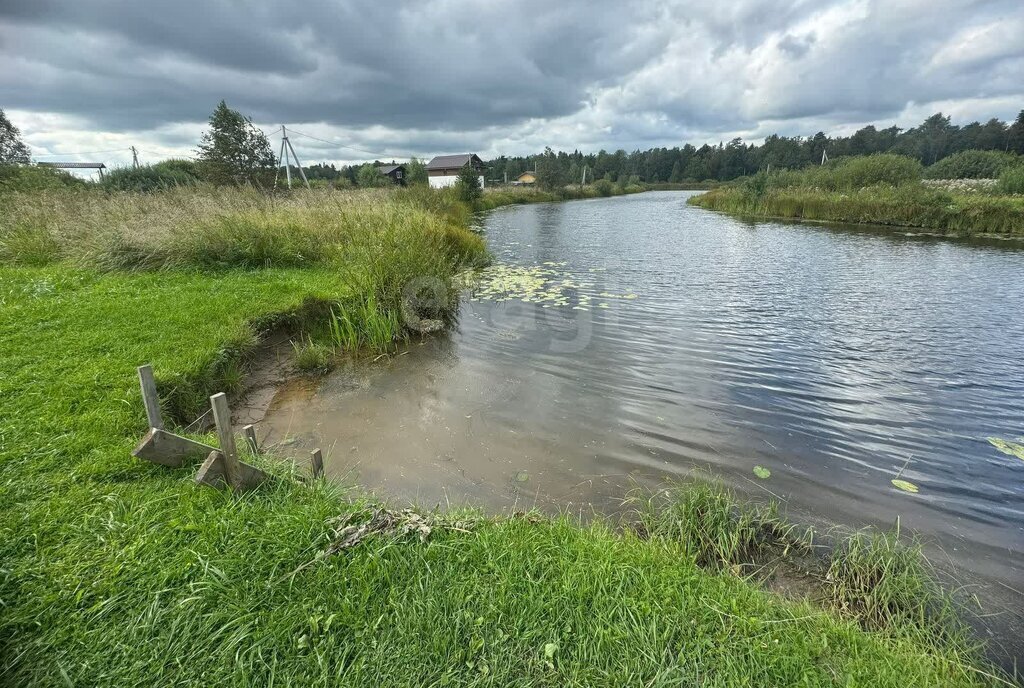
428,174 -> 485,189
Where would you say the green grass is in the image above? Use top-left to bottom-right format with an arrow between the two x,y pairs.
690,180 -> 1024,236
635,480 -> 810,571
0,186 -> 1010,685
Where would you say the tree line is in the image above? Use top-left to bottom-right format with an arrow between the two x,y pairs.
3,103 -> 1023,192
487,111 -> 1024,188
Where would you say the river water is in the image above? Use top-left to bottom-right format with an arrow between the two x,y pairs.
260,191 -> 1024,599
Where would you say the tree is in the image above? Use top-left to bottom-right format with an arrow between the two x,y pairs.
0,108 -> 31,164
1009,110 -> 1024,155
535,147 -> 567,191
455,163 -> 482,203
196,101 -> 276,186
406,157 -> 428,186
356,162 -> 388,187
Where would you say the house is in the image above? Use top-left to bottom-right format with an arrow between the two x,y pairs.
425,154 -> 485,189
515,171 -> 536,185
377,163 -> 406,185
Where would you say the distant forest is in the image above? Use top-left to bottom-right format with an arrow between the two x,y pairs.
302,110 -> 1024,186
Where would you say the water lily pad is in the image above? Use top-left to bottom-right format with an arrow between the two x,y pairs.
515,470 -> 529,483
891,479 -> 919,493
987,437 -> 1024,462
752,466 -> 771,479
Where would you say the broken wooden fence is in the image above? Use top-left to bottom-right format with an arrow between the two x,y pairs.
132,364 -> 324,490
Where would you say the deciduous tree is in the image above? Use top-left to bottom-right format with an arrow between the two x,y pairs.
0,108 -> 31,164
456,163 -> 482,203
196,101 -> 276,186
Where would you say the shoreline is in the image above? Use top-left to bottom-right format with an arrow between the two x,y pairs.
688,185 -> 1024,238
0,186 -> 1017,685
241,308 -> 1024,673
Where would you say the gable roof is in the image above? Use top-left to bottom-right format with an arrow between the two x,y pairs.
426,154 -> 483,170
377,164 -> 404,175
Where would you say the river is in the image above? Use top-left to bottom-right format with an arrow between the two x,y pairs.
259,190 -> 1024,607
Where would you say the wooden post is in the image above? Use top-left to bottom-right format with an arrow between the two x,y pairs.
311,449 -> 324,479
137,364 -> 163,430
210,393 -> 241,489
244,425 -> 258,455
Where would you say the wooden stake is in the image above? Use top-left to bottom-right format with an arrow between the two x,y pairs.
210,393 -> 241,489
137,364 -> 163,430
311,448 -> 324,479
244,425 -> 259,455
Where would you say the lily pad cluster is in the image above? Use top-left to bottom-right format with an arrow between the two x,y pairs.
464,262 -> 637,311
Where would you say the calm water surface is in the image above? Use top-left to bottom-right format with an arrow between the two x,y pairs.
262,191 -> 1024,593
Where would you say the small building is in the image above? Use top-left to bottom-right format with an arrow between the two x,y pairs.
425,154 -> 485,189
515,171 -> 536,185
377,163 -> 406,185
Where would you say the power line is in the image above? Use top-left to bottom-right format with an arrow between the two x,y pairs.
286,128 -> 411,160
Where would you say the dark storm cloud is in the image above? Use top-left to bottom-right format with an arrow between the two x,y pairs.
1,0 -> 1022,155
0,0 -> 671,130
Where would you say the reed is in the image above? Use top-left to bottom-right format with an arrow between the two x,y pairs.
690,178 -> 1024,236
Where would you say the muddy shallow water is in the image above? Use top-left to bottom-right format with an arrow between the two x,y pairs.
258,191 -> 1024,617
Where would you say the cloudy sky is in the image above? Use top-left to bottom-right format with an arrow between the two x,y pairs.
2,0 -> 1022,172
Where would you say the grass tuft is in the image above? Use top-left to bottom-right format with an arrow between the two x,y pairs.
634,478 -> 809,570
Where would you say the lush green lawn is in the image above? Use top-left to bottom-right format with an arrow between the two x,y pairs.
0,189 -> 1008,686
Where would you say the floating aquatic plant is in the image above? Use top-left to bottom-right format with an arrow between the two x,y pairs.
890,457 -> 919,495
987,437 -> 1024,462
753,466 -> 771,480
463,262 -> 638,312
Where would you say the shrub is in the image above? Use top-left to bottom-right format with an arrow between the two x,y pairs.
997,166 -> 1024,195
827,154 -> 922,190
924,150 -> 1020,180
103,159 -> 202,192
455,163 -> 482,204
0,164 -> 87,193
591,179 -> 614,196
356,163 -> 389,188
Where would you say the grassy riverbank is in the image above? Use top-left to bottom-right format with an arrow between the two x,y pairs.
689,154 -> 1024,237
0,185 -> 1010,685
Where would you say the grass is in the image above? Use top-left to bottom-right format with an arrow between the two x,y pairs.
474,182 -> 646,211
689,155 -> 1024,237
635,480 -> 810,571
328,295 -> 403,353
0,185 -> 1011,685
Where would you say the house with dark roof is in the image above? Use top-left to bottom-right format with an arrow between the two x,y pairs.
377,163 -> 405,185
425,154 -> 485,189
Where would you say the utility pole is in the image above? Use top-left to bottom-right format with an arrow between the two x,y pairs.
581,165 -> 587,186
274,126 -> 311,190
130,146 -> 140,169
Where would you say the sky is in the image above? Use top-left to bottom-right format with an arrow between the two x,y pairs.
2,0 -> 1022,174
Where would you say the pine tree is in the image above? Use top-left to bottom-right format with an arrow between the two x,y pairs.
1009,110 -> 1024,155
196,101 -> 276,186
0,108 -> 32,164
